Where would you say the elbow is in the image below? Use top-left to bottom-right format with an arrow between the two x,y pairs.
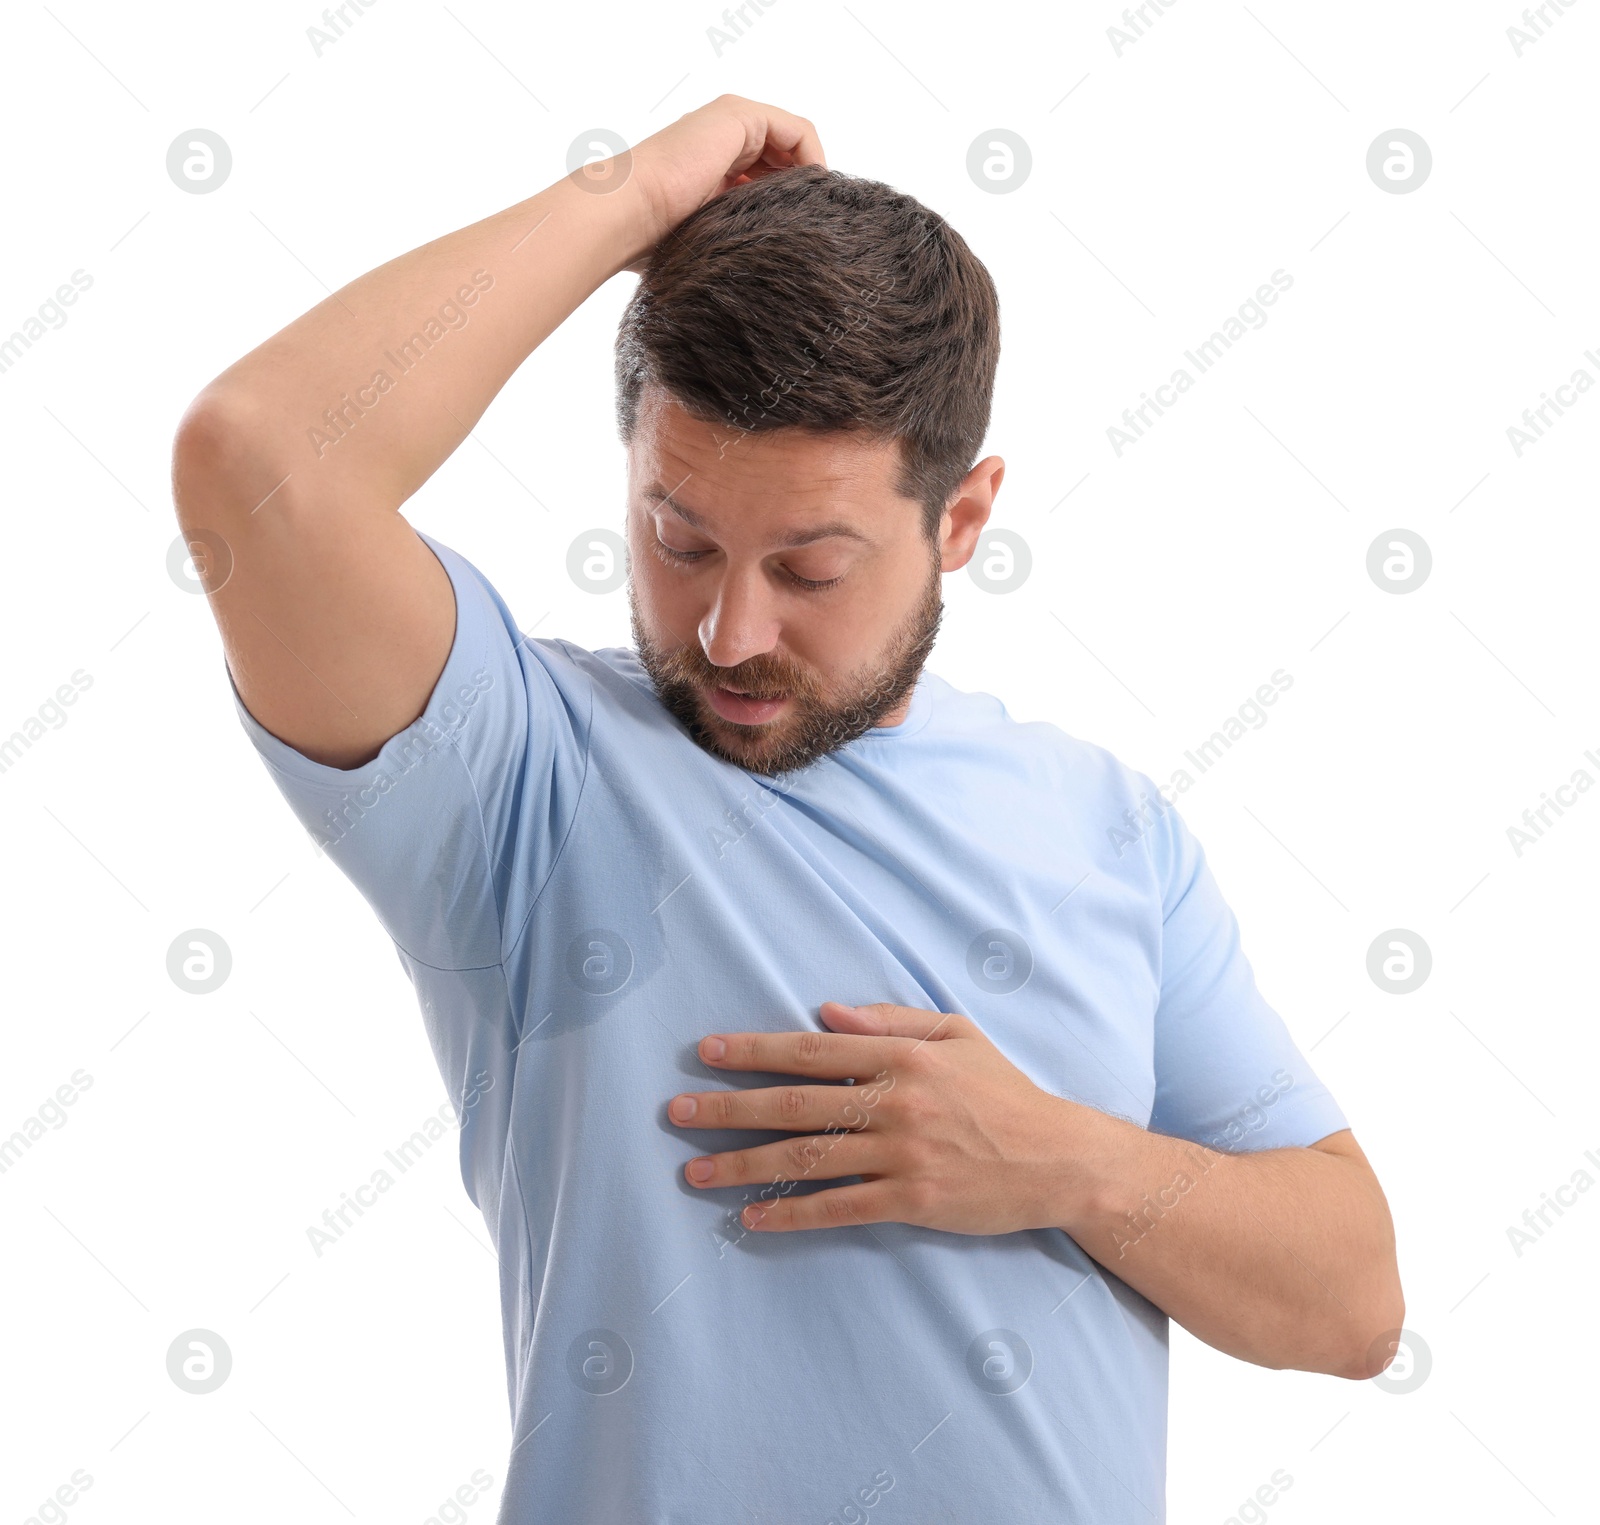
171,385 -> 283,525
1332,1280 -> 1407,1382
172,388 -> 237,523
173,386 -> 231,469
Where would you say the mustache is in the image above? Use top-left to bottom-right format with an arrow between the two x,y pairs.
652,643 -> 824,703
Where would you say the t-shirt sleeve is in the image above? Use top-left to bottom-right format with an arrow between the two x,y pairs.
226,529 -> 591,973
1140,780 -> 1348,1154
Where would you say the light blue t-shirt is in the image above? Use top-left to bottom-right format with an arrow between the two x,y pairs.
230,531 -> 1347,1524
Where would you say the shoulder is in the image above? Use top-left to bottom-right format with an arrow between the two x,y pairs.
920,670 -> 1160,804
917,669 -> 1186,881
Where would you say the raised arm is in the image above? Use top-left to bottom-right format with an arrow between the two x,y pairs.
170,96 -> 824,768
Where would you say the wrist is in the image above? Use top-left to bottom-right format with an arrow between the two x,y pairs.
529,166 -> 661,282
612,163 -> 672,270
1041,1098 -> 1137,1238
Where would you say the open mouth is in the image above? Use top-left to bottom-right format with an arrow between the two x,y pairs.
704,684 -> 791,726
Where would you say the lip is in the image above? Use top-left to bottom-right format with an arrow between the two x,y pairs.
705,684 -> 790,725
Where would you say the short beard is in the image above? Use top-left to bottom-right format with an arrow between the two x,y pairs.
630,557 -> 944,778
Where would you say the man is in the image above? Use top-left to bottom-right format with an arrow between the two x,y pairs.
172,95 -> 1402,1523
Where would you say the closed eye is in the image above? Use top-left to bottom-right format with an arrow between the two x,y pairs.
784,568 -> 843,591
652,536 -> 843,592
651,537 -> 709,566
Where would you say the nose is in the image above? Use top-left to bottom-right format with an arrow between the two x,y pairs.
698,566 -> 781,671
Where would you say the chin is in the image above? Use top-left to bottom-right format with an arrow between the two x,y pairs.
696,708 -> 787,767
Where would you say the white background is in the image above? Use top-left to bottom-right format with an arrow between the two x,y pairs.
1,1 -> 1594,1521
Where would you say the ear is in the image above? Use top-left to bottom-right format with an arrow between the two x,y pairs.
938,455 -> 1005,574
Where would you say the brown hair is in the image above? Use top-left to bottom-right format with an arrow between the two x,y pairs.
614,163 -> 1000,538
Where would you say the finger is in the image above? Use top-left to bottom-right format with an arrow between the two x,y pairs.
683,1129 -> 878,1190
754,104 -> 826,168
820,1002 -> 973,1043
696,1028 -> 908,1080
726,102 -> 825,178
669,1077 -> 895,1133
742,1182 -> 893,1233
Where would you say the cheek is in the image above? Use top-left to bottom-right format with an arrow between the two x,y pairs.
637,561 -> 728,664
627,529 -> 687,619
785,596 -> 885,673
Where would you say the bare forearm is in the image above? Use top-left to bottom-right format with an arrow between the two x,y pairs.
183,170 -> 650,517
1055,1112 -> 1403,1378
164,96 -> 824,770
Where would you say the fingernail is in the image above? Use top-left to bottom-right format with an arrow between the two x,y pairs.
688,1157 -> 714,1182
671,1095 -> 696,1121
702,1036 -> 726,1061
744,1205 -> 765,1227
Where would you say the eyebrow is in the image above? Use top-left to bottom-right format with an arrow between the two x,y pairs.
645,490 -> 872,549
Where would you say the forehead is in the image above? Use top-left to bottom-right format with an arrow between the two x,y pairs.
628,387 -> 910,532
